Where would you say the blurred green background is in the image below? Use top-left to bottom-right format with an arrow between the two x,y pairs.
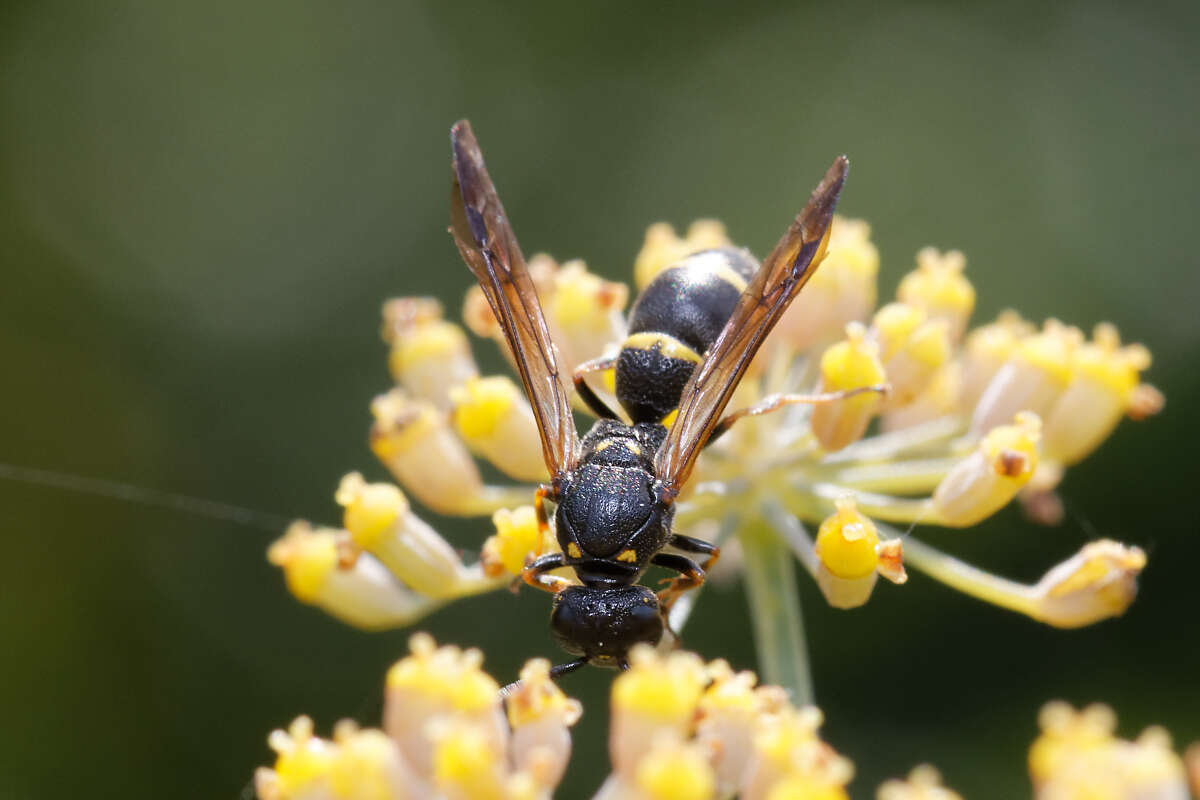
2,0 -> 1197,797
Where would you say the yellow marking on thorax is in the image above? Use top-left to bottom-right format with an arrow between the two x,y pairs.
617,549 -> 638,563
622,331 -> 702,364
567,542 -> 582,559
595,438 -> 642,456
661,408 -> 679,428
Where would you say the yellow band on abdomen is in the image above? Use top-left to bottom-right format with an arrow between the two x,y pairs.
621,331 -> 703,364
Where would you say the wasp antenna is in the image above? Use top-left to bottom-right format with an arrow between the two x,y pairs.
498,677 -> 524,701
549,658 -> 588,680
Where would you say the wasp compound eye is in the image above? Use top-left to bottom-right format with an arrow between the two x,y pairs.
550,585 -> 663,663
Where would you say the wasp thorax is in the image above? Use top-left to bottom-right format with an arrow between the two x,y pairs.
550,586 -> 663,664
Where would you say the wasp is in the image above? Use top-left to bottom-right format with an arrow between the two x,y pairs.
450,120 -> 849,675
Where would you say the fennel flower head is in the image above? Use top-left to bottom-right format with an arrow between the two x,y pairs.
254,634 -> 1196,800
267,214 -> 1163,687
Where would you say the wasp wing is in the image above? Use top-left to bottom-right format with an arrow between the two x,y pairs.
449,120 -> 580,475
654,155 -> 848,490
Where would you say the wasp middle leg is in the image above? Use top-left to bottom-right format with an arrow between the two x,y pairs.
572,355 -> 620,419
653,533 -> 721,611
706,383 -> 889,445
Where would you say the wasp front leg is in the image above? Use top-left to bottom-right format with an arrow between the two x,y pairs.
522,552 -> 573,594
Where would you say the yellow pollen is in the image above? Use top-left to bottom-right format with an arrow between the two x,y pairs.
612,646 -> 707,722
482,505 -> 543,577
267,716 -> 335,794
820,323 -> 887,392
899,247 -> 975,315
389,319 -> 469,373
335,472 -> 407,551
386,633 -> 499,712
634,738 -> 716,800
634,219 -> 732,288
816,495 -> 881,579
268,523 -> 339,603
551,260 -> 628,328
505,658 -> 583,728
1016,320 -> 1084,385
873,302 -> 926,360
450,375 -> 518,440
809,215 -> 880,288
369,391 -> 439,456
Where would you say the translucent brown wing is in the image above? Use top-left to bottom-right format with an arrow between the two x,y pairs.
449,120 -> 579,475
654,155 -> 849,491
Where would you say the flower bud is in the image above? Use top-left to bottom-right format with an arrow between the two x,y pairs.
774,216 -> 879,351
547,259 -> 628,373
897,247 -> 975,343
369,389 -> 486,515
970,320 -> 1081,437
451,376 -> 549,482
877,765 -> 962,800
267,522 -> 435,630
745,709 -> 853,800
610,646 -> 708,776
255,716 -> 335,800
810,323 -> 887,451
814,495 -> 905,609
382,298 -> 478,410
384,634 -> 507,779
330,721 -> 422,800
633,736 -> 716,800
695,662 -> 768,795
505,659 -> 582,791
634,219 -> 732,289
881,363 -> 960,432
958,310 -> 1034,411
1030,702 -> 1187,800
336,473 -> 488,599
1028,540 -> 1146,628
871,303 -> 951,407
482,505 -> 556,578
931,412 -> 1040,527
1042,323 -> 1157,465
461,254 -> 560,369
430,718 -> 510,800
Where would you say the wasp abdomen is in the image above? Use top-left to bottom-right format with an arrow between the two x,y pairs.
615,247 -> 758,423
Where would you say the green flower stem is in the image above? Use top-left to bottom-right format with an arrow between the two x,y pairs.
741,515 -> 813,705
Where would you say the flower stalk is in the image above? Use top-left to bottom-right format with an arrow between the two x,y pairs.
740,516 -> 813,704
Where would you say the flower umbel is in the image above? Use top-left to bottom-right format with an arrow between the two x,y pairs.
268,214 -> 1162,697
255,637 -> 1195,799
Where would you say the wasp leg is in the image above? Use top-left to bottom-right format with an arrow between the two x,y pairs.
668,533 -> 721,570
534,483 -> 556,555
522,552 -> 573,594
572,355 -> 620,419
652,552 -> 707,612
706,384 -> 890,445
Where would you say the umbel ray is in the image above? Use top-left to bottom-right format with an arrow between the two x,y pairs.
449,120 -> 875,679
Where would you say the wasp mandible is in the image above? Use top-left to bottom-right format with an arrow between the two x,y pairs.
450,120 -> 849,675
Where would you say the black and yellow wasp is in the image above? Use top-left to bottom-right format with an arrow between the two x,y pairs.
450,120 -> 847,675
